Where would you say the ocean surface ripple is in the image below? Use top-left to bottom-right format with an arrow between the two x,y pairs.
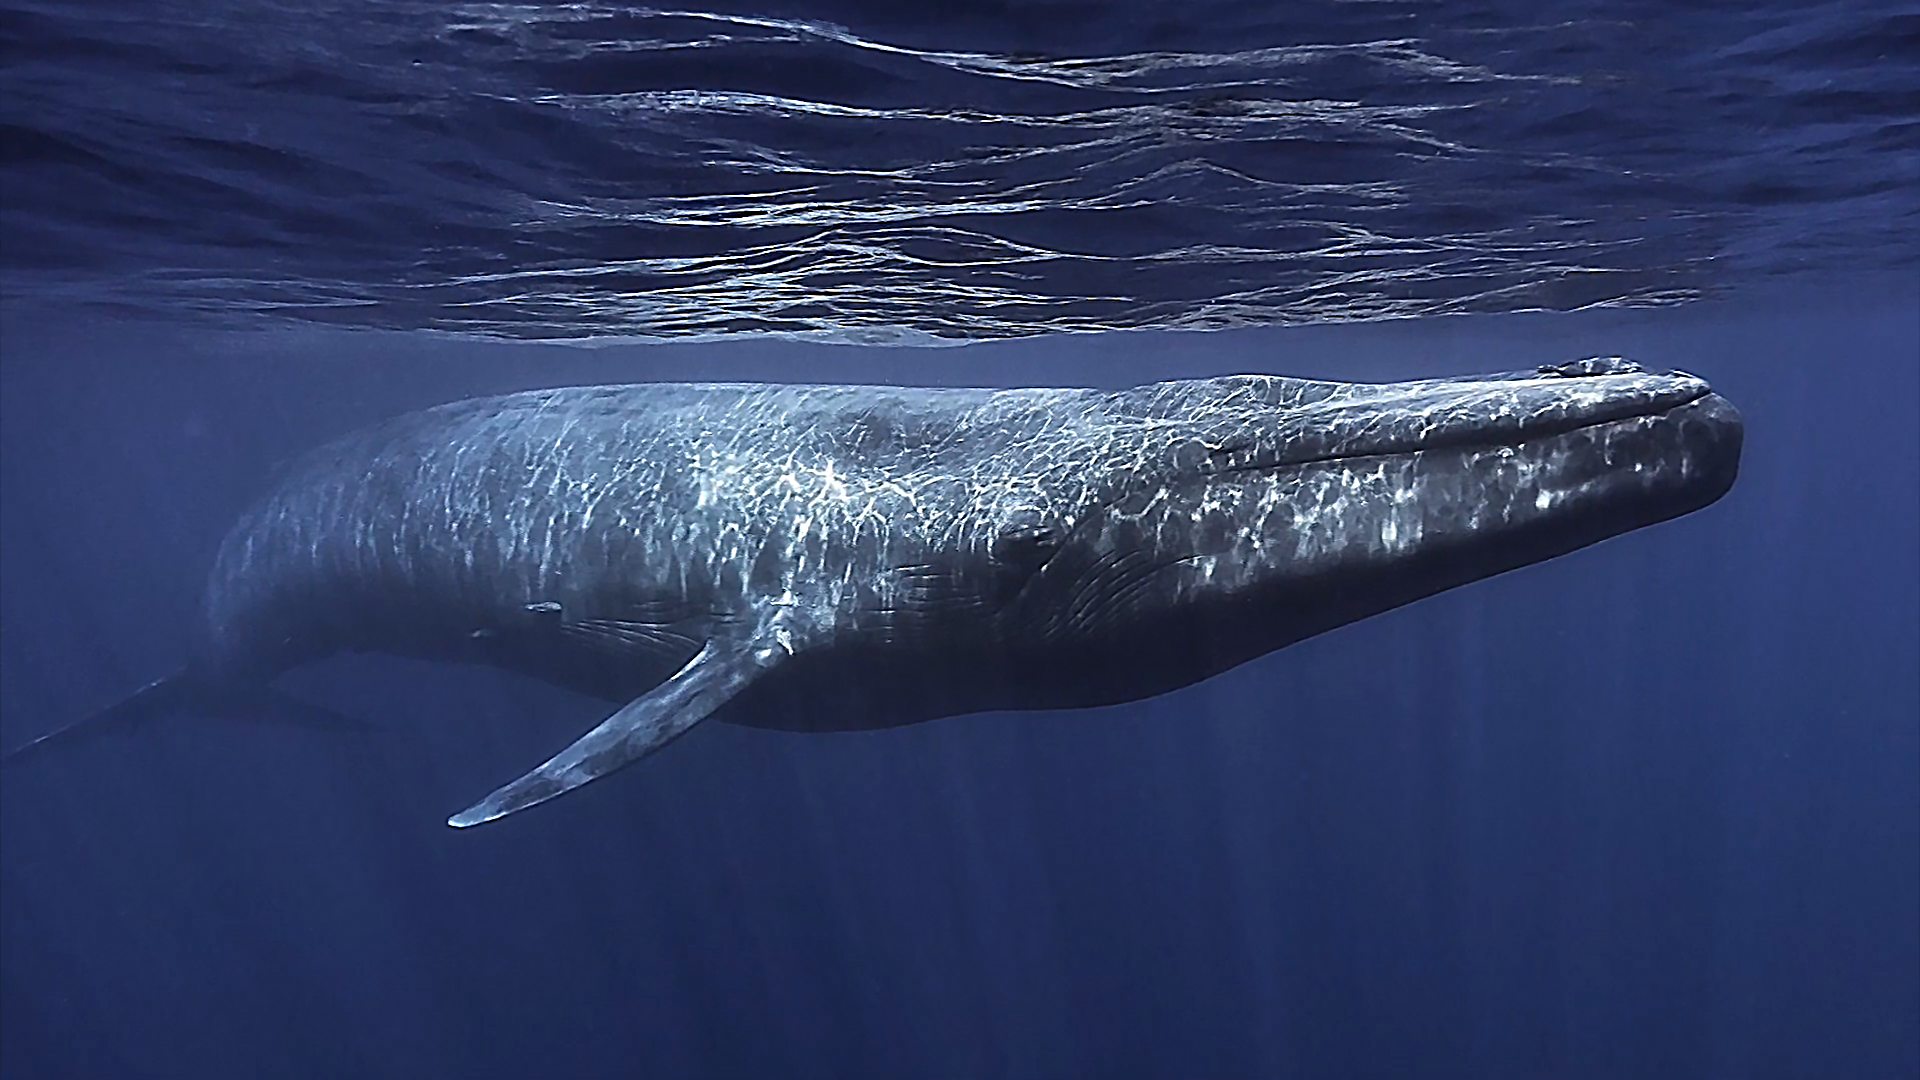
3,0 -> 1915,341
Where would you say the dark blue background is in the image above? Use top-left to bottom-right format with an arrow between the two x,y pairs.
3,280 -> 1915,1079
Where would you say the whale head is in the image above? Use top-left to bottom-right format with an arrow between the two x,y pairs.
959,359 -> 1742,705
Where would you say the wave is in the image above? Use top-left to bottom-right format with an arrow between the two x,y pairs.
1,0 -> 1914,341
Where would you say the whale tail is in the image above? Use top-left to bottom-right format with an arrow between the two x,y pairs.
0,668 -> 371,764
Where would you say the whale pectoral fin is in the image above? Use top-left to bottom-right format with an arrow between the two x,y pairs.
446,631 -> 789,828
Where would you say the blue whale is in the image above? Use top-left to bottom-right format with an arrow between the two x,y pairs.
6,359 -> 1742,827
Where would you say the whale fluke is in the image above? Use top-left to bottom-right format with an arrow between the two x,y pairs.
1,669 -> 370,763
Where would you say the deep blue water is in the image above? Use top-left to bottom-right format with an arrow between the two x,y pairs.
2,2 -> 1918,1079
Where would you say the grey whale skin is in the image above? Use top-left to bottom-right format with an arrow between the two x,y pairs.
11,360 -> 1742,827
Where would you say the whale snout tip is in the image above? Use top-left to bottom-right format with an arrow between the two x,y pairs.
1680,390 -> 1742,447
1652,390 -> 1743,513
1693,390 -> 1742,431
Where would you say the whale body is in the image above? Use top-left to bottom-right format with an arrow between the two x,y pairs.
5,360 -> 1742,827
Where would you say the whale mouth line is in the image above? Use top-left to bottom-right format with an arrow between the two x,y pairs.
1201,383 -> 1716,479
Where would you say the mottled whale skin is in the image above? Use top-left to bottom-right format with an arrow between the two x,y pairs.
9,360 -> 1742,827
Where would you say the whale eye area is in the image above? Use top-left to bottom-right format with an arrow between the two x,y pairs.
991,518 -> 1063,572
